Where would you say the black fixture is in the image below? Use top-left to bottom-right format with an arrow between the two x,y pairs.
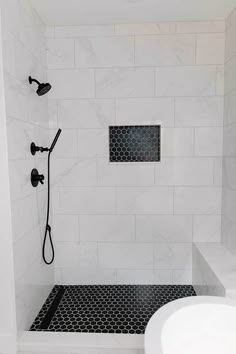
30,129 -> 62,156
29,76 -> 52,96
31,169 -> 45,187
30,129 -> 62,265
31,142 -> 49,155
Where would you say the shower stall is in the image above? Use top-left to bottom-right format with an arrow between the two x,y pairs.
0,0 -> 236,353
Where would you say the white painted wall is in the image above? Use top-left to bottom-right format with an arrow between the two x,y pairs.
222,7 -> 236,254
0,0 -> 54,332
0,9 -> 17,354
47,21 -> 225,285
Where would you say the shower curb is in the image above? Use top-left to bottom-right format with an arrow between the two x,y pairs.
18,331 -> 144,353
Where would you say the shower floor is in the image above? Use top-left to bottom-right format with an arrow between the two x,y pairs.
30,285 -> 195,334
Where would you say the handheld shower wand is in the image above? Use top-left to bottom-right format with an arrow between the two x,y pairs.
31,129 -> 62,265
50,129 -> 62,152
42,129 -> 62,265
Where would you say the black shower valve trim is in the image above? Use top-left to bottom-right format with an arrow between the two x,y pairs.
31,169 -> 45,187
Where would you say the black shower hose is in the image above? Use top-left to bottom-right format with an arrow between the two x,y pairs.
42,150 -> 55,265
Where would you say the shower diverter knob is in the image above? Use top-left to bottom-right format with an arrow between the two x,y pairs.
31,168 -> 45,187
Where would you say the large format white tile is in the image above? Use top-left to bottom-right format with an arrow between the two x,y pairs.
97,158 -> 155,186
116,269 -> 155,284
222,157 -> 236,190
60,268 -> 117,285
135,34 -> 195,66
95,68 -> 155,98
75,36 -> 134,67
136,215 -> 192,242
154,270 -> 173,284
222,216 -> 236,254
2,30 -> 16,76
14,40 -> 36,82
172,270 -> 192,284
222,187 -> 236,223
48,69 -> 95,99
115,98 -> 174,126
55,25 -> 115,38
194,128 -> 223,157
155,157 -> 214,185
116,21 -> 225,36
175,97 -> 224,127
52,158 -> 97,186
59,187 -> 116,214
11,193 -> 38,242
98,243 -> 153,269
53,215 -> 79,242
226,20 -> 236,61
193,215 -> 221,242
154,243 -> 192,270
223,125 -> 236,157
214,157 -> 223,186
55,242 -> 79,268
196,33 -> 225,64
225,55 -> 236,94
116,23 -> 176,35
45,26 -> 54,38
216,65 -> 224,95
48,100 -> 58,129
4,73 -> 31,122
80,215 -> 135,242
13,228 -> 41,280
175,21 -> 225,34
58,99 -> 115,128
2,0 -> 52,333
77,129 -> 108,157
77,242 -> 98,268
174,187 -> 222,214
155,66 -> 216,97
117,187 -> 174,214
161,128 -> 194,157
224,90 -> 236,126
47,38 -> 75,69
8,159 -> 34,200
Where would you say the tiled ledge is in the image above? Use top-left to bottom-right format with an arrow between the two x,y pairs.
18,331 -> 144,354
193,242 -> 236,299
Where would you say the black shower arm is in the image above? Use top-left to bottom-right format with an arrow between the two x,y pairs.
29,76 -> 40,85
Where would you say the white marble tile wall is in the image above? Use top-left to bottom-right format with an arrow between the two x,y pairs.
0,0 -> 54,331
47,21 -> 225,285
222,7 -> 236,255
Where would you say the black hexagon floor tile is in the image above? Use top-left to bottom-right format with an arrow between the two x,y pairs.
30,285 -> 196,334
109,125 -> 161,162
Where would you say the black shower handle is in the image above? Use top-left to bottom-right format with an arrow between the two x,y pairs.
38,175 -> 45,184
31,169 -> 45,187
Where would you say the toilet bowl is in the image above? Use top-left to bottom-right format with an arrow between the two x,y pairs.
145,296 -> 236,354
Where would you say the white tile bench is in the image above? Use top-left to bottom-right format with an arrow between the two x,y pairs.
193,242 -> 236,299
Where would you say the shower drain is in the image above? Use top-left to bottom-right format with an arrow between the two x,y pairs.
30,285 -> 196,334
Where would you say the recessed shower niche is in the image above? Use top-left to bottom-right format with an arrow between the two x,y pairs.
109,125 -> 161,163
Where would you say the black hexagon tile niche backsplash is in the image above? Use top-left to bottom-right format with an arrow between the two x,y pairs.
109,125 -> 161,162
30,285 -> 195,334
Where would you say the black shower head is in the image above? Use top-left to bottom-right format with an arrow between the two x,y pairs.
29,76 -> 52,96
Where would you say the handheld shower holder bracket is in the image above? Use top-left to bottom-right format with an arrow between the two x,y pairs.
30,142 -> 49,155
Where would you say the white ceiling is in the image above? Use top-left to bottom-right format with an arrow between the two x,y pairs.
31,0 -> 236,25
